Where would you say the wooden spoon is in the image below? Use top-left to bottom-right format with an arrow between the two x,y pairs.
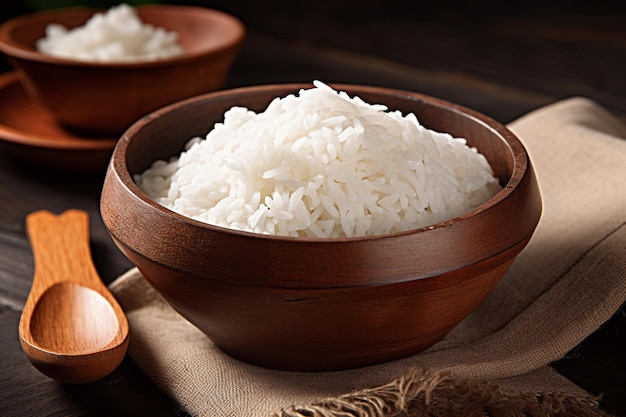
19,209 -> 129,384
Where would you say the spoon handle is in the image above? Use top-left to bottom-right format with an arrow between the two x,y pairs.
26,210 -> 102,296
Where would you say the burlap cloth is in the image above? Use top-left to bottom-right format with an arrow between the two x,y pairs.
109,97 -> 626,416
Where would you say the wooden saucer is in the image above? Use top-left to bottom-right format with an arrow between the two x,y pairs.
0,72 -> 117,172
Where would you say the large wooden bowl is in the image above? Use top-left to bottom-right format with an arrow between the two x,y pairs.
100,84 -> 542,371
0,5 -> 245,135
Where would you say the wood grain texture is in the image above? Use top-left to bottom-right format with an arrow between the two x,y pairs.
19,210 -> 129,384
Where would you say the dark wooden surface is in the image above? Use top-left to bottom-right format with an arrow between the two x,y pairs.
1,1 -> 625,415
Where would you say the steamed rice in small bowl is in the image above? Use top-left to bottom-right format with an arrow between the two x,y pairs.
0,4 -> 245,135
101,83 -> 542,371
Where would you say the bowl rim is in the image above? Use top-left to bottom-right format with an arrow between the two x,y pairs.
0,4 -> 246,68
108,82 -> 533,244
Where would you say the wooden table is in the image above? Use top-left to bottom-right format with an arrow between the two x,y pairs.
1,1 -> 624,415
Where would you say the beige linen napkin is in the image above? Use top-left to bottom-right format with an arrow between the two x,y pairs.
110,97 -> 626,417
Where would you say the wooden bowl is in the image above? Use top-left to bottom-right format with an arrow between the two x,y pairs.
100,84 -> 542,371
0,5 -> 245,136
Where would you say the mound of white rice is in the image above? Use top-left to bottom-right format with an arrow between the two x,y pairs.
36,4 -> 184,62
135,81 -> 502,238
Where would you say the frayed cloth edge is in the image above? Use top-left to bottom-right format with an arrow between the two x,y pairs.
276,368 -> 611,417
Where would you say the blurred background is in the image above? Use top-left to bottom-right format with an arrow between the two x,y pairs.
1,0 -> 625,124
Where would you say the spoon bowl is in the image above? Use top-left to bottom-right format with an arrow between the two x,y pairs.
19,209 -> 129,384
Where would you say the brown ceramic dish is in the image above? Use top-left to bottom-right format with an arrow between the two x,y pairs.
0,5 -> 245,136
100,83 -> 542,371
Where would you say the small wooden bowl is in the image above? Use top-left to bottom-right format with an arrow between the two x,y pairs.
0,5 -> 245,135
101,84 -> 542,371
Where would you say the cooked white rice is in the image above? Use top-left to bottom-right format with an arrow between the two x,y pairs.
36,4 -> 183,62
135,81 -> 502,238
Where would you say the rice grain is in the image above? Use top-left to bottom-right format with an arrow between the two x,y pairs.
135,81 -> 502,238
